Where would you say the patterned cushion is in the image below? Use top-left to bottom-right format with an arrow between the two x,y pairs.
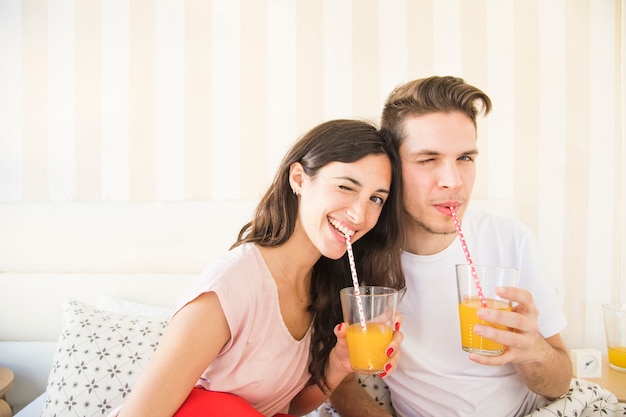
41,299 -> 169,417
316,377 -> 626,417
525,379 -> 626,416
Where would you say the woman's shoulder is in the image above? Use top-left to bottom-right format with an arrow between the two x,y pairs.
174,244 -> 268,311
197,243 -> 265,284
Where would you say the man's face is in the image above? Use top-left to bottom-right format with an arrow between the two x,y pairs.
399,111 -> 478,245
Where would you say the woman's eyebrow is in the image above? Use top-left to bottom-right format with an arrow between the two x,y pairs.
332,176 -> 390,195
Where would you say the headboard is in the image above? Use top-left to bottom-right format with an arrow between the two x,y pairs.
0,200 -> 258,341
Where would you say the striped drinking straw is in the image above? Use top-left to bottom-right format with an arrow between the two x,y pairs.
345,235 -> 368,332
450,206 -> 487,308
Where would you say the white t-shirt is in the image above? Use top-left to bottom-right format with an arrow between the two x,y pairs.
386,210 -> 567,417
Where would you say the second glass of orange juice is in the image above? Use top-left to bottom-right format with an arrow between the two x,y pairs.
456,264 -> 519,356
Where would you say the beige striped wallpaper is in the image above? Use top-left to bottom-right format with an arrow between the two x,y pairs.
0,0 -> 624,351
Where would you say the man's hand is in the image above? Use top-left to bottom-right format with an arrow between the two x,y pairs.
467,286 -> 572,398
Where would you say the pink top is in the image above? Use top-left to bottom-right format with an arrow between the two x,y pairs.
173,243 -> 312,416
108,243 -> 312,417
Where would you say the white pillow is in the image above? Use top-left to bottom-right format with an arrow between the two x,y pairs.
97,294 -> 172,319
41,299 -> 169,417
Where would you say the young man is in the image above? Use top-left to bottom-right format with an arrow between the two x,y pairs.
329,76 -> 571,417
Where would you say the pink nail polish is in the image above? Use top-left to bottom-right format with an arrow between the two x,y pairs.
386,347 -> 394,357
378,372 -> 387,378
384,363 -> 392,372
395,322 -> 400,331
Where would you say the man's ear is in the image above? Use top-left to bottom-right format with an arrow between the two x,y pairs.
289,162 -> 305,195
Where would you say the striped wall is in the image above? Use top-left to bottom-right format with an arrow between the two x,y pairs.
0,0 -> 624,351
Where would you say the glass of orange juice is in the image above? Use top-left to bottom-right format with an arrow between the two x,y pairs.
340,286 -> 398,374
602,303 -> 626,372
456,264 -> 519,356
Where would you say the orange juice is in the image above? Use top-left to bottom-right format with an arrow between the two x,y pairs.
607,346 -> 626,370
345,322 -> 393,373
458,298 -> 512,355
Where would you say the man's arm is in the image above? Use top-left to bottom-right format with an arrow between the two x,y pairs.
328,374 -> 393,417
516,334 -> 571,399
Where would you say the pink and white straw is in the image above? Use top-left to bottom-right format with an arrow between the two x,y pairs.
346,235 -> 368,332
450,206 -> 487,307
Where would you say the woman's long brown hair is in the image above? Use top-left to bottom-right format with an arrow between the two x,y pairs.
232,119 -> 405,393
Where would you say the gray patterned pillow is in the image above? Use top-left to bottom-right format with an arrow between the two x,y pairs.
41,299 -> 169,417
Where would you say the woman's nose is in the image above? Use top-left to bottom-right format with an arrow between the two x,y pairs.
346,199 -> 365,224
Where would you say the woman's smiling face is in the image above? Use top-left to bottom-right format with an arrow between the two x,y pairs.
293,153 -> 392,260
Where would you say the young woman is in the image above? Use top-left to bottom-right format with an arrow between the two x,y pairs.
111,119 -> 406,417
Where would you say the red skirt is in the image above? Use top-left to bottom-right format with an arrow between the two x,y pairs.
173,387 -> 294,417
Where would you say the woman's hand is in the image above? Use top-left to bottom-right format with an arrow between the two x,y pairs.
329,322 -> 357,377
331,313 -> 404,380
379,313 -> 403,378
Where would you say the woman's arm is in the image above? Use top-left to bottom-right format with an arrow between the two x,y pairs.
117,292 -> 230,417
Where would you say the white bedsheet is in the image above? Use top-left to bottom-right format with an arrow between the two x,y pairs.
14,393 -> 45,417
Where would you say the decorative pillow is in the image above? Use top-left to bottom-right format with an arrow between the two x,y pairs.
41,299 -> 169,417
